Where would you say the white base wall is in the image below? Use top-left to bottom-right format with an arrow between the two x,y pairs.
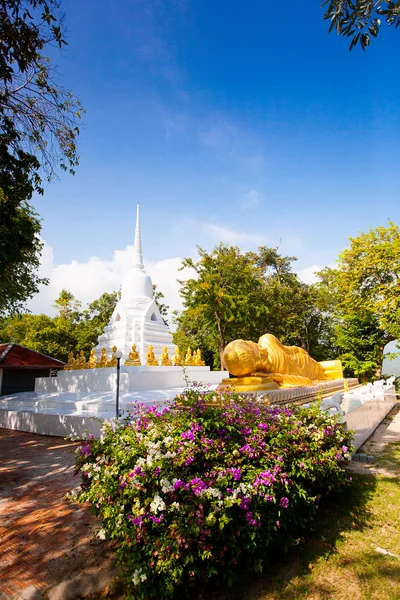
0,409 -> 103,438
35,366 -> 224,394
342,391 -> 398,450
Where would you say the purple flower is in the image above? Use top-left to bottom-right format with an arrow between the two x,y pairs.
240,496 -> 251,510
245,511 -> 259,527
119,481 -> 127,490
228,467 -> 242,481
279,497 -> 289,509
190,477 -> 207,496
342,446 -> 348,453
184,456 -> 194,466
80,443 -> 91,456
181,430 -> 195,441
173,479 -> 185,490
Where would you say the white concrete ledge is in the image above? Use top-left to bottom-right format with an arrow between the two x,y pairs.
342,392 -> 398,451
35,367 -> 224,394
0,409 -> 103,438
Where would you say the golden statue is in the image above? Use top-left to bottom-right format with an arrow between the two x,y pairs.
160,346 -> 172,366
88,349 -> 97,369
194,348 -> 205,366
75,350 -> 87,370
107,345 -> 118,367
219,333 -> 343,392
172,347 -> 182,366
185,347 -> 194,366
125,344 -> 141,366
97,347 -> 108,368
64,351 -> 75,370
146,344 -> 158,366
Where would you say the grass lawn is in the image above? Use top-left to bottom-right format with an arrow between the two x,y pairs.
205,441 -> 400,600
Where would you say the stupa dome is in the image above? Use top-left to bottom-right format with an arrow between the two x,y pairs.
121,268 -> 153,300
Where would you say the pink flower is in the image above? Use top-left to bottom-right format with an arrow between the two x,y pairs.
279,497 -> 289,509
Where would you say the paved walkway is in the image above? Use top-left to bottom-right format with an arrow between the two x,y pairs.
0,429 -> 116,600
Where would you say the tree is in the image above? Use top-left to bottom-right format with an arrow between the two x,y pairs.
0,289 -> 118,361
176,244 -> 268,368
0,0 -> 83,315
256,246 -> 336,358
318,221 -> 400,379
0,0 -> 82,182
322,0 -> 400,50
153,284 -> 169,326
0,312 -> 76,360
76,291 -> 119,352
175,244 -> 335,369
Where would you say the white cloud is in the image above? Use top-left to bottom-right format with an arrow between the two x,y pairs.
240,189 -> 261,211
296,265 -> 323,284
201,222 -> 267,246
27,241 -> 194,325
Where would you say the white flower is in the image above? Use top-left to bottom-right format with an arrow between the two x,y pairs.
170,501 -> 180,511
97,529 -> 106,540
150,493 -> 166,513
200,487 -> 222,499
164,436 -> 174,447
160,478 -> 174,493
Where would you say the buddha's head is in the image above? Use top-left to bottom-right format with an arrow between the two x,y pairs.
223,340 -> 271,377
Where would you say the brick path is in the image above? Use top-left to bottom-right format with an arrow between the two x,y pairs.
0,429 -> 116,600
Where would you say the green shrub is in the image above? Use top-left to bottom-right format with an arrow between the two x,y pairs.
72,392 -> 353,598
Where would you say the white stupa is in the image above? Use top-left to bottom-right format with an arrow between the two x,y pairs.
95,205 -> 175,364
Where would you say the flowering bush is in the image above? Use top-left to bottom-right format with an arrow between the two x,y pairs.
72,392 -> 353,598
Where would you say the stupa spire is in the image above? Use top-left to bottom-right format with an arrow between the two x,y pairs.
132,204 -> 144,270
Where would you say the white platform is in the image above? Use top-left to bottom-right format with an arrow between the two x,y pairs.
0,388 -> 187,437
35,366 -> 224,394
342,391 -> 398,450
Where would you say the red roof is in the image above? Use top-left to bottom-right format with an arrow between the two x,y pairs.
0,344 -> 65,368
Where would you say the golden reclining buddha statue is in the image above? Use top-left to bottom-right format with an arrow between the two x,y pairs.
219,333 -> 343,392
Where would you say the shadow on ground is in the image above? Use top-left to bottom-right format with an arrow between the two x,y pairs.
0,430 -> 117,599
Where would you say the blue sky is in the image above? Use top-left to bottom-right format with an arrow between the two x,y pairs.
30,0 -> 400,316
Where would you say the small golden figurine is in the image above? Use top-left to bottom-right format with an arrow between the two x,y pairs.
125,344 -> 141,366
172,347 -> 182,366
185,347 -> 194,366
76,350 -> 87,370
107,345 -> 118,367
64,351 -> 75,370
160,346 -> 172,366
194,348 -> 205,366
146,344 -> 158,366
88,349 -> 97,369
98,347 -> 108,368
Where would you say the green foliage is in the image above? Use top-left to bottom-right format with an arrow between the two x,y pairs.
72,392 -> 353,599
0,289 -> 118,361
0,0 -> 83,183
0,124 -> 48,315
322,0 -> 400,51
153,284 -> 169,326
176,244 -> 269,367
0,0 -> 83,315
334,313 -> 388,381
174,244 -> 336,368
318,221 -> 400,379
